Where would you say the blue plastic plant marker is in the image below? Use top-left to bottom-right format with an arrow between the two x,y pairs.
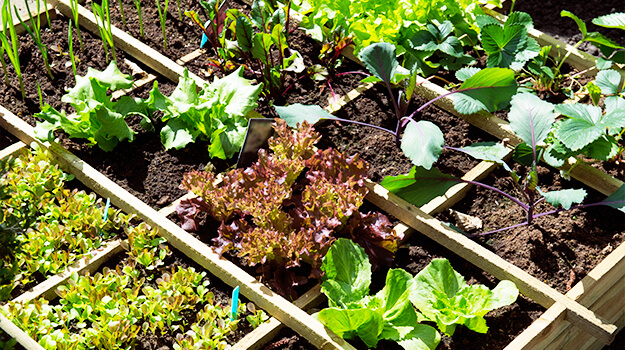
231,286 -> 240,320
200,20 -> 211,47
102,198 -> 111,222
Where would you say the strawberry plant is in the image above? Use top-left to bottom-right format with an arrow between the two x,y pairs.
177,119 -> 402,299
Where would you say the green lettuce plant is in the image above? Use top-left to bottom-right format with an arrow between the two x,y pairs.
146,67 -> 262,158
34,61 -> 150,151
316,238 -> 518,348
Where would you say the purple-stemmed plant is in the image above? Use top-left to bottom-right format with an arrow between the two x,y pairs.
275,42 -> 625,235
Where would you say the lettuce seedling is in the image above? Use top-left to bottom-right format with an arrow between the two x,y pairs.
411,259 -> 518,336
382,93 -> 625,235
34,61 -> 151,151
147,67 -> 262,158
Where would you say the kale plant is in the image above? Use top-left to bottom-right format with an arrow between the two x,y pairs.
382,93 -> 625,235
177,119 -> 402,299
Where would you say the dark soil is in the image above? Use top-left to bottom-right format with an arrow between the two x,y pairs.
437,164 -> 625,294
513,0 -> 625,56
0,127 -> 19,150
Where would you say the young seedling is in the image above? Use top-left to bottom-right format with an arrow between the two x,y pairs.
15,0 -> 54,79
69,0 -> 84,52
132,0 -> 145,38
117,0 -> 127,26
154,0 -> 169,50
92,0 -> 117,62
0,1 -> 25,98
67,20 -> 78,77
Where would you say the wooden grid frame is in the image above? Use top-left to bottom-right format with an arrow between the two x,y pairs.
0,0 -> 623,349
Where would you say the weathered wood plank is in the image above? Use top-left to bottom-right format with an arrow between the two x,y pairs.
0,141 -> 26,159
0,313 -> 45,350
363,179 -> 618,344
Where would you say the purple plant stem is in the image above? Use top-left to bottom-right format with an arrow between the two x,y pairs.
312,115 -> 396,135
433,176 -> 530,211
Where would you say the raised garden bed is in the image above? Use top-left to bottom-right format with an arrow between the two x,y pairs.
1,0 -> 624,349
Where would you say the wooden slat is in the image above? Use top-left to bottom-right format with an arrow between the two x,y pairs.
0,141 -> 26,159
506,239 -> 625,349
12,240 -> 123,303
362,179 -> 618,344
0,313 -> 45,350
326,82 -> 375,114
49,0 -> 204,86
232,284 -> 326,350
0,107 -> 354,350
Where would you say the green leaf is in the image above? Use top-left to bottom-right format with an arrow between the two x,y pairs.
600,184 -> 625,213
251,32 -> 272,62
396,324 -> 441,350
596,57 -> 613,70
481,23 -> 526,68
595,69 -> 623,95
236,16 -> 254,52
458,141 -> 509,163
202,66 -> 262,119
537,188 -> 587,209
358,42 -> 398,85
587,82 -> 602,106
317,308 -> 383,348
410,21 -> 464,58
555,103 -> 625,151
593,12 -> 625,30
455,67 -> 481,82
161,119 -> 197,150
375,269 -> 420,341
321,238 -> 371,307
452,67 -> 517,114
401,120 -> 444,170
561,10 -> 587,37
274,103 -> 336,127
513,143 -> 534,166
508,93 -> 555,148
411,259 -> 518,336
381,166 -> 457,207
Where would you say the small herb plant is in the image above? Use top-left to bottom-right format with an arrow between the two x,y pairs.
154,0 -> 170,50
69,0 -> 85,52
177,119 -> 402,299
187,0 -> 304,98
382,93 -> 625,235
316,238 -> 518,348
132,0 -> 145,38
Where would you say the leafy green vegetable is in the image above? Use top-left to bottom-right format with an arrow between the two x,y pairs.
34,61 -> 149,152
411,258 -> 519,336
148,67 -> 262,158
401,120 -> 444,170
317,238 -> 440,350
